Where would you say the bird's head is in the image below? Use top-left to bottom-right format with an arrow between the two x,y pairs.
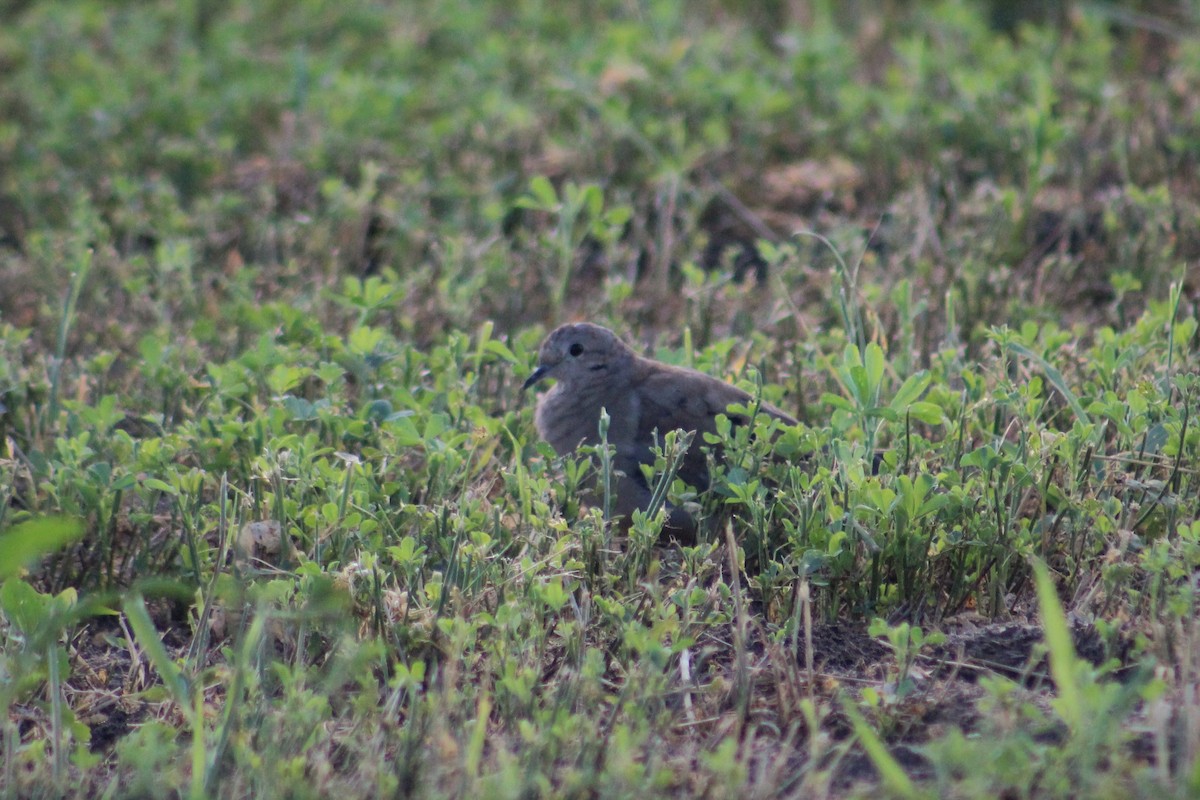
522,322 -> 632,391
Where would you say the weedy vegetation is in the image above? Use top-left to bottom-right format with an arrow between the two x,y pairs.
1,0 -> 1199,797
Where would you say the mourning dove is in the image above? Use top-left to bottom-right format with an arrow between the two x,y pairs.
523,322 -> 798,542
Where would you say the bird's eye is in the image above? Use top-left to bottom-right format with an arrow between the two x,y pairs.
568,343 -> 584,357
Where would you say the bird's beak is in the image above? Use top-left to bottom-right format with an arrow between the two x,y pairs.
522,365 -> 550,391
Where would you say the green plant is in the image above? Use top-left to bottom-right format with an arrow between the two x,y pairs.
868,618 -> 946,700
514,177 -> 633,318
1,1 -> 1198,795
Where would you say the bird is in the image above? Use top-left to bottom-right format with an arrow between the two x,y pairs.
522,322 -> 798,542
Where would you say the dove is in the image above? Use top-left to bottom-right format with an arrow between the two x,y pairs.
523,322 -> 798,542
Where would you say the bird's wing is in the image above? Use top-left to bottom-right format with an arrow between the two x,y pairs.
634,363 -> 795,436
634,365 -> 739,437
631,362 -> 799,488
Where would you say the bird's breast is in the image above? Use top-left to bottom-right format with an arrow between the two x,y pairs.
535,380 -> 638,456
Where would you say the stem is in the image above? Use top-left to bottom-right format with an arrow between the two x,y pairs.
46,248 -> 93,431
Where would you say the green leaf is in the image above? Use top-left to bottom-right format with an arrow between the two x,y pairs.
865,406 -> 899,422
848,364 -> 869,406
1005,341 -> 1090,425
1033,559 -> 1082,732
0,579 -> 67,640
890,371 -> 930,408
822,392 -> 855,411
529,175 -> 558,208
843,700 -> 924,800
123,594 -> 192,715
906,402 -> 945,425
960,445 -> 998,470
864,342 -> 885,397
583,184 -> 603,218
0,518 -> 85,581
143,478 -> 180,495
112,473 -> 138,492
605,205 -> 632,226
484,339 -> 517,363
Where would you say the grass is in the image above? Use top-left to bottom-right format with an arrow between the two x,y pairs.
2,0 -> 1200,797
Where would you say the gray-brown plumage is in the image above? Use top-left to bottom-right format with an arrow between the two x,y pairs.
523,322 -> 797,542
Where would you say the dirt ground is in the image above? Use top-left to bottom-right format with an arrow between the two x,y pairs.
23,595 -> 1137,796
